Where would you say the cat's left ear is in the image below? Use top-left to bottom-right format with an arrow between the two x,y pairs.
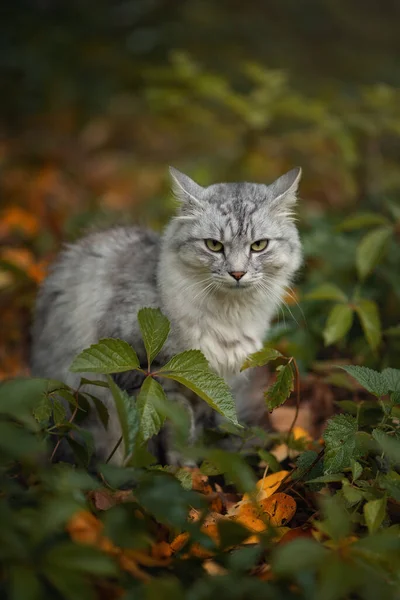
269,167 -> 302,208
169,167 -> 204,210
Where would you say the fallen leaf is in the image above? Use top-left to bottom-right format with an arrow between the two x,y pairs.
203,560 -> 228,576
262,493 -> 297,527
242,470 -> 290,503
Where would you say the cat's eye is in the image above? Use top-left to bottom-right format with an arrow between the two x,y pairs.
251,239 -> 269,252
205,239 -> 224,252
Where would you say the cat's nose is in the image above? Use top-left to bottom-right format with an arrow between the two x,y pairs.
229,271 -> 246,281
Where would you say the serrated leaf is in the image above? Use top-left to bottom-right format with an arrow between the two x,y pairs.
364,497 -> 387,534
241,346 -> 283,370
337,212 -> 389,231
136,377 -> 167,441
107,376 -> 139,459
340,365 -> 389,397
33,394 -> 52,423
323,303 -> 354,346
351,459 -> 363,481
356,226 -> 392,280
381,368 -> 400,392
70,339 -> 140,373
381,475 -> 400,501
355,299 -> 382,351
292,450 -> 324,491
323,414 -> 360,473
159,350 -> 239,425
52,399 -> 66,424
137,307 -> 170,366
304,283 -> 347,302
264,363 -> 294,411
372,429 -> 400,466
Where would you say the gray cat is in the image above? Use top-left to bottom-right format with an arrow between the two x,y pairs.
31,166 -> 303,464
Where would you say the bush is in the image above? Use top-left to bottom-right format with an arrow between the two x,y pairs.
1,300 -> 400,600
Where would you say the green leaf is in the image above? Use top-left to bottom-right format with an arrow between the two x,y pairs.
45,542 -> 117,576
258,449 -> 281,472
292,450 -> 324,490
304,283 -> 347,302
272,539 -> 328,574
356,226 -> 392,280
136,377 -> 167,441
354,299 -> 382,351
137,307 -> 170,366
241,345 -> 283,370
340,365 -> 389,397
159,350 -> 239,425
384,324 -> 400,337
323,414 -> 360,473
70,338 -> 140,373
85,394 -> 110,429
33,394 -> 52,423
381,368 -> 400,392
265,363 -> 294,411
323,303 -> 354,346
0,378 -> 62,427
52,398 -> 66,424
204,449 -> 256,493
107,376 -> 139,459
306,473 -> 344,484
342,480 -> 364,505
337,212 -> 389,231
364,497 -> 387,534
372,429 -> 400,466
381,474 -> 400,502
351,459 -> 363,481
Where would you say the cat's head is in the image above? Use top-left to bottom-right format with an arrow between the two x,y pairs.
166,167 -> 303,294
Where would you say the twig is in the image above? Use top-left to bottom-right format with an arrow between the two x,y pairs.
106,436 -> 123,464
287,358 -> 301,438
50,403 -> 79,462
283,448 -> 325,494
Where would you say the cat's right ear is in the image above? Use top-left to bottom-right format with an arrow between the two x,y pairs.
169,167 -> 204,213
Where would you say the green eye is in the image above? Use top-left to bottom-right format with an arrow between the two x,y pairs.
205,239 -> 224,252
251,239 -> 269,252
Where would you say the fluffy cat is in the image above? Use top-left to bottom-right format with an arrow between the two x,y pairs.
31,166 -> 303,464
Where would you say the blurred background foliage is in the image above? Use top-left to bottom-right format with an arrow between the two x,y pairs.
1,0 -> 400,383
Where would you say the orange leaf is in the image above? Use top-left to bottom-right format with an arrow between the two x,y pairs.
170,532 -> 190,553
242,470 -> 290,503
67,510 -> 103,545
260,493 -> 297,527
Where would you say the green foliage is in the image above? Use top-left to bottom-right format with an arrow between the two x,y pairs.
323,414 -> 360,473
137,307 -> 170,367
1,309 -> 400,599
70,338 -> 140,373
265,363 -> 295,411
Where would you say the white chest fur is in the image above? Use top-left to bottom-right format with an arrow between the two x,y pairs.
179,302 -> 268,378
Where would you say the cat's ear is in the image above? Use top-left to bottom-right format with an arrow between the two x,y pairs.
269,167 -> 302,209
169,167 -> 204,210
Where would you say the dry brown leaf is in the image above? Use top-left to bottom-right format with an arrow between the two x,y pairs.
67,510 -> 103,545
88,489 -> 134,511
278,526 -> 314,546
151,541 -> 172,560
203,560 -> 228,576
242,470 -> 290,503
261,493 -> 297,527
170,532 -> 190,553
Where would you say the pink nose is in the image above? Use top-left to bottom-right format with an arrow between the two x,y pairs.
229,271 -> 246,281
